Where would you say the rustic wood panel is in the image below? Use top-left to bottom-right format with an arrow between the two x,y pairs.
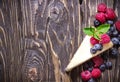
0,0 -> 120,82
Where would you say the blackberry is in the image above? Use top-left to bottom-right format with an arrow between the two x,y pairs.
93,43 -> 103,51
105,61 -> 112,70
111,37 -> 119,45
94,19 -> 101,27
99,64 -> 106,72
106,20 -> 114,26
88,78 -> 96,82
90,47 -> 97,54
110,48 -> 119,58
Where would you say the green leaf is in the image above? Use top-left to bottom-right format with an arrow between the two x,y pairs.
93,33 -> 100,40
83,27 -> 95,36
96,24 -> 110,34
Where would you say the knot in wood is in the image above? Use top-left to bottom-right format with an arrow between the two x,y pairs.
28,67 -> 38,81
48,2 -> 64,22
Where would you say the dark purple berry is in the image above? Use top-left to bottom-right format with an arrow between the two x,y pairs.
88,67 -> 93,72
94,20 -> 101,27
105,61 -> 112,70
110,48 -> 119,58
90,47 -> 97,54
112,30 -> 119,37
93,43 -> 103,51
99,64 -> 106,72
106,20 -> 114,26
88,78 -> 96,82
111,37 -> 119,45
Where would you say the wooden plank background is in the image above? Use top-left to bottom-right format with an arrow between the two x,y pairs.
0,0 -> 120,82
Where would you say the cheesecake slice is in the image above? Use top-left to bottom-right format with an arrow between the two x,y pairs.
65,35 -> 113,71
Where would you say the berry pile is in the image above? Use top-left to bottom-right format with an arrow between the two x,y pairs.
81,3 -> 120,82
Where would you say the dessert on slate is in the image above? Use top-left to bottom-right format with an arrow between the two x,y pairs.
66,3 -> 120,81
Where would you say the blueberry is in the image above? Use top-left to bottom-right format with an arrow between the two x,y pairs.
94,20 -> 101,27
112,30 -> 118,37
110,48 -> 119,58
106,20 -> 114,26
105,61 -> 112,70
99,64 -> 106,72
88,67 -> 93,72
88,78 -> 96,82
90,47 -> 97,54
111,37 -> 119,45
109,26 -> 116,32
117,34 -> 120,40
93,43 -> 103,51
87,60 -> 94,67
107,31 -> 112,37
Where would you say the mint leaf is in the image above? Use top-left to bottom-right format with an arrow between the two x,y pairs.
96,24 -> 110,34
83,27 -> 95,36
93,33 -> 100,40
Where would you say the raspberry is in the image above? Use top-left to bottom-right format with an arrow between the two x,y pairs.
81,70 -> 92,81
100,34 -> 110,44
115,20 -> 120,31
92,56 -> 103,67
97,3 -> 107,13
95,13 -> 106,23
91,68 -> 101,79
90,37 -> 99,45
105,8 -> 116,20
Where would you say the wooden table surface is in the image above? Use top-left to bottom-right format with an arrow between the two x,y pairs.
0,0 -> 120,82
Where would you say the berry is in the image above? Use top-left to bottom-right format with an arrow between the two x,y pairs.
88,78 -> 96,82
115,20 -> 120,31
93,43 -> 103,51
88,67 -> 93,72
111,37 -> 119,45
110,48 -> 119,58
107,31 -> 112,36
99,64 -> 106,72
100,34 -> 110,44
105,8 -> 116,20
105,61 -> 112,70
112,30 -> 118,37
83,63 -> 89,70
92,56 -> 104,67
117,34 -> 120,40
90,37 -> 99,45
109,26 -> 116,32
97,3 -> 107,13
81,70 -> 92,81
90,47 -> 97,54
94,19 -> 101,27
101,53 -> 108,61
106,20 -> 114,26
95,13 -> 106,23
91,68 -> 101,79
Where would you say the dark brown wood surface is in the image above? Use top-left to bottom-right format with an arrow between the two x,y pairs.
0,0 -> 120,82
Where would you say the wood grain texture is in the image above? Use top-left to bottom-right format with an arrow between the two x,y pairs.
0,0 -> 120,82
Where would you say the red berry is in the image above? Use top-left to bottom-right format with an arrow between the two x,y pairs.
91,68 -> 101,79
92,56 -> 104,67
97,3 -> 107,13
100,34 -> 110,44
81,70 -> 92,81
95,13 -> 106,23
115,20 -> 120,31
105,8 -> 116,20
90,37 -> 99,45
